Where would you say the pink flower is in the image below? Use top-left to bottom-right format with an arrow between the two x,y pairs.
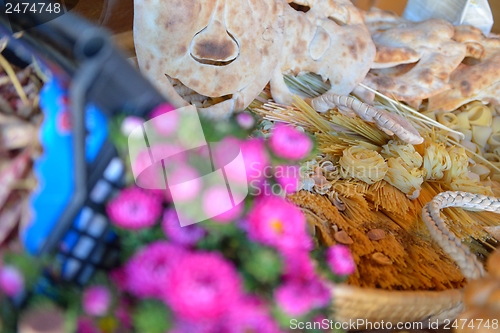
275,251 -> 331,316
76,317 -> 101,333
275,278 -> 331,317
246,195 -> 312,252
274,165 -> 301,194
240,138 -> 270,187
109,268 -> 127,291
148,103 -> 177,136
0,265 -> 24,297
82,286 -> 111,317
236,112 -> 255,129
115,298 -> 133,329
120,116 -> 143,137
164,252 -> 242,321
165,165 -> 203,202
281,251 -> 316,280
124,241 -> 186,298
162,209 -> 206,246
269,124 -> 313,160
131,149 -> 167,192
106,187 -> 162,229
326,245 -> 356,276
224,296 -> 283,333
202,186 -> 244,223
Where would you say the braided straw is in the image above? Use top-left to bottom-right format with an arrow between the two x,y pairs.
330,191 -> 500,328
421,191 -> 500,280
332,285 -> 464,326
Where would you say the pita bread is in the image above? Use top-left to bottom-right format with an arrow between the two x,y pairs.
271,0 -> 376,105
134,0 -> 284,113
428,28 -> 500,112
363,19 -> 465,103
453,25 -> 500,60
362,7 -> 408,34
428,52 -> 500,111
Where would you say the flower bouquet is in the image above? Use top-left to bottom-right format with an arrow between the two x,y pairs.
0,105 -> 356,333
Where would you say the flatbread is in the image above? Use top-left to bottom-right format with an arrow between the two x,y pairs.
428,52 -> 500,111
271,0 -> 376,104
134,0 -> 284,111
363,19 -> 465,103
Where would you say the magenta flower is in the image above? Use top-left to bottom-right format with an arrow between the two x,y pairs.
275,251 -> 331,316
275,278 -> 331,317
269,124 -> 313,160
162,209 -> 206,246
0,265 -> 24,297
115,298 -> 133,329
281,250 -> 316,280
106,187 -> 162,229
109,268 -> 127,291
120,116 -> 143,137
224,296 -> 283,333
202,186 -> 244,223
149,103 -> 177,136
246,195 -> 312,252
274,165 -> 301,194
326,245 -> 356,276
124,241 -> 186,298
164,252 -> 242,321
165,165 -> 203,202
82,285 -> 111,317
240,138 -> 270,187
131,149 -> 167,192
236,112 -> 255,129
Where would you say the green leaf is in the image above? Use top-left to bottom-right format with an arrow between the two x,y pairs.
2,252 -> 44,288
241,246 -> 282,286
133,300 -> 172,333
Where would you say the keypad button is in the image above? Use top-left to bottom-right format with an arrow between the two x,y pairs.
60,231 -> 79,253
90,179 -> 112,203
75,206 -> 93,231
72,236 -> 95,260
87,214 -> 107,238
62,258 -> 81,280
104,157 -> 124,182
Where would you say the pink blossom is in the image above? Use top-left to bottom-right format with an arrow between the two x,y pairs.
76,317 -> 101,333
223,296 -> 283,333
124,241 -> 186,298
240,138 -> 270,187
109,268 -> 127,291
236,112 -> 255,129
326,245 -> 356,276
165,165 -> 202,202
275,278 -> 331,317
82,285 -> 111,317
269,124 -> 313,160
164,252 -> 242,321
148,103 -> 177,136
274,165 -> 301,194
106,187 -> 162,229
120,116 -> 143,137
0,265 -> 24,297
275,251 -> 331,316
281,251 -> 316,280
131,149 -> 167,192
115,298 -> 133,329
202,186 -> 244,223
246,195 -> 312,252
161,209 -> 206,246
